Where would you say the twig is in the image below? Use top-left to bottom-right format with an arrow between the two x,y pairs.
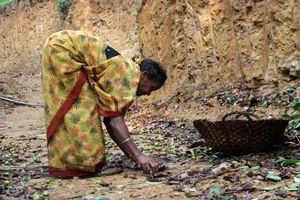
0,95 -> 43,108
190,175 -> 215,187
0,164 -> 48,172
68,189 -> 97,199
224,186 -> 256,195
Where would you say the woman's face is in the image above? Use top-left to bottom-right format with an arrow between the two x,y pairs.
136,73 -> 162,96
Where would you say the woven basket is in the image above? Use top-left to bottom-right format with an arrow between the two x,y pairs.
193,112 -> 289,155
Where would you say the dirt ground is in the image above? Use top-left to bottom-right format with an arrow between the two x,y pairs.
1,58 -> 300,200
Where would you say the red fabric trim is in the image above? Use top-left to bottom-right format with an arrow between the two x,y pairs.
49,166 -> 93,177
98,109 -> 124,117
49,162 -> 104,177
47,70 -> 87,144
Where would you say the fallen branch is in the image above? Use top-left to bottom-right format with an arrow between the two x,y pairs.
0,95 -> 43,108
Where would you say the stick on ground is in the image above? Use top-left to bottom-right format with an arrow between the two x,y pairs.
0,95 -> 43,108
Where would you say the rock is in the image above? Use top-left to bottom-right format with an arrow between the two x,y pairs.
179,172 -> 189,179
292,34 -> 300,49
273,10 -> 291,22
212,162 -> 230,176
279,59 -> 300,78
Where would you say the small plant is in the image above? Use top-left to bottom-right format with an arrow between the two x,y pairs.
56,0 -> 71,20
283,97 -> 300,145
30,154 -> 40,164
135,0 -> 143,13
207,186 -> 222,199
32,191 -> 49,200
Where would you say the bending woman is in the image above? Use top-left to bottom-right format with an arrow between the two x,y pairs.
41,30 -> 167,177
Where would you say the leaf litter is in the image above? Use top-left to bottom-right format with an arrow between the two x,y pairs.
1,85 -> 300,199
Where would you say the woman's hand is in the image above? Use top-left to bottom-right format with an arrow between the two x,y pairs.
104,116 -> 159,174
136,154 -> 159,174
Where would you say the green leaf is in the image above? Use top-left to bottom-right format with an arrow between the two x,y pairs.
95,196 -> 109,200
208,155 -> 218,163
39,167 -> 44,174
294,175 -> 300,183
0,0 -> 12,7
3,180 -> 13,187
30,154 -> 39,164
292,101 -> 300,111
290,113 -> 300,121
266,173 -> 282,181
241,166 -> 250,173
251,166 -> 260,173
260,100 -> 269,107
261,183 -> 282,191
240,159 -> 247,164
42,191 -> 49,197
223,196 -> 231,200
282,114 -> 291,120
231,160 -> 239,167
45,179 -> 55,188
286,183 -> 300,191
286,87 -> 296,93
184,189 -> 191,197
276,159 -> 300,166
32,193 -> 42,200
207,186 -> 222,199
282,114 -> 291,119
22,175 -> 31,182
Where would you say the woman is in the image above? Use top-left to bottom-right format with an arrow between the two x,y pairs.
42,30 -> 167,177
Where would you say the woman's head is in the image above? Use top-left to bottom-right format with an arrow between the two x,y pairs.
136,59 -> 167,96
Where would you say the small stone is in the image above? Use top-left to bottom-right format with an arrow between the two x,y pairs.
81,194 -> 95,200
291,60 -> 299,67
212,162 -> 230,176
99,181 -> 110,187
179,172 -> 189,179
173,192 -> 180,196
256,175 -> 264,181
246,171 -> 254,177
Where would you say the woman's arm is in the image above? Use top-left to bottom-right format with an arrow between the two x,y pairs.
103,116 -> 158,173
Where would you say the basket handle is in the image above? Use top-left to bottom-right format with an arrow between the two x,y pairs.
222,112 -> 258,122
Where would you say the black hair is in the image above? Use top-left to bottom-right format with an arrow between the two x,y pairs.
139,59 -> 167,85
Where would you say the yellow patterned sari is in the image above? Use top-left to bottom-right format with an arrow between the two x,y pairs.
41,30 -> 140,177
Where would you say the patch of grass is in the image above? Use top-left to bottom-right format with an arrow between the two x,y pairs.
135,0 -> 142,13
56,0 -> 71,19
